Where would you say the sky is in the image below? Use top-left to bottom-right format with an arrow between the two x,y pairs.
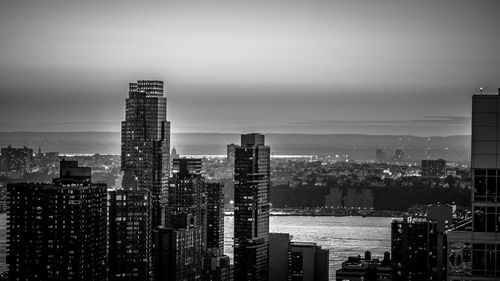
1,0 -> 500,136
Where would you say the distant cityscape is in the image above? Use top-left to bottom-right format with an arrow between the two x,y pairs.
0,81 -> 497,281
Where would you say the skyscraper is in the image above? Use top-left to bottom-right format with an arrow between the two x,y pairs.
391,217 -> 438,281
108,189 -> 153,281
121,80 -> 170,228
233,133 -> 270,281
447,90 -> 500,280
204,182 -> 233,281
289,242 -> 329,281
165,158 -> 206,234
7,160 -> 107,281
206,182 -> 224,252
154,158 -> 206,281
111,80 -> 170,281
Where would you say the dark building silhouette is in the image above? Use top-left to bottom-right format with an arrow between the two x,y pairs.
421,159 -> 446,177
153,222 -> 203,281
204,182 -> 233,281
206,182 -> 224,252
233,133 -> 270,281
335,251 -> 392,281
165,158 -> 206,235
289,242 -> 329,281
269,233 -> 291,281
154,158 -> 206,281
391,217 -> 438,281
108,189 -> 153,281
269,233 -> 329,281
7,160 -> 107,281
121,80 -> 170,228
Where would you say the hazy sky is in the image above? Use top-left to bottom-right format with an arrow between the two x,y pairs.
1,0 -> 499,136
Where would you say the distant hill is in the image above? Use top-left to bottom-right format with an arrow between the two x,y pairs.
0,132 -> 470,161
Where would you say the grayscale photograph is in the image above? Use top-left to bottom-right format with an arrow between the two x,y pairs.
1,1 -> 499,280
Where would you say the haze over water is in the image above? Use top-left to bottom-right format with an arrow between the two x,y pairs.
224,216 -> 393,279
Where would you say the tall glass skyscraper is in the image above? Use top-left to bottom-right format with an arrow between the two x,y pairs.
121,80 -> 170,228
233,133 -> 270,281
447,91 -> 500,280
109,80 -> 170,281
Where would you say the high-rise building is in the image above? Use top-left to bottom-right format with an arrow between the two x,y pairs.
233,133 -> 270,281
269,233 -> 329,281
421,159 -> 447,177
427,204 -> 454,281
114,80 -> 170,281
269,233 -> 291,281
121,80 -> 170,228
108,189 -> 153,281
155,158 -> 206,281
447,91 -> 500,280
153,225 -> 203,281
7,160 -> 107,281
165,158 -> 206,234
391,217 -> 438,281
204,182 -> 233,281
172,157 -> 202,176
206,182 -> 224,252
289,242 -> 329,281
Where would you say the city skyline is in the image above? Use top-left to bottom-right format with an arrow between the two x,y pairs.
2,1 -> 500,136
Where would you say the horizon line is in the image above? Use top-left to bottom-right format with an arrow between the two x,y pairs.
0,131 -> 471,138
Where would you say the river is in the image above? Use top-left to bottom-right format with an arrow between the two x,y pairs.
224,215 -> 393,280
0,214 -> 393,279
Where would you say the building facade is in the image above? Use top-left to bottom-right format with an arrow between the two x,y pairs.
7,160 -> 107,281
421,159 -> 447,177
108,189 -> 153,281
121,80 -> 170,228
391,217 -> 438,281
289,242 -> 329,281
153,226 -> 203,281
233,133 -> 271,281
204,182 -> 232,281
447,92 -> 500,280
155,158 -> 207,281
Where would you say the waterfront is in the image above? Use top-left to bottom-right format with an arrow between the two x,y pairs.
0,214 -> 392,279
224,215 -> 393,279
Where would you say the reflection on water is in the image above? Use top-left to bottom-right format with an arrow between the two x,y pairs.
224,215 -> 392,280
0,214 -> 392,279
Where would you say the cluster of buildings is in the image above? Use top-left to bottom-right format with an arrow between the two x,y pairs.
4,80 -> 328,281
335,204 -> 454,281
375,148 -> 405,163
336,91 -> 500,281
